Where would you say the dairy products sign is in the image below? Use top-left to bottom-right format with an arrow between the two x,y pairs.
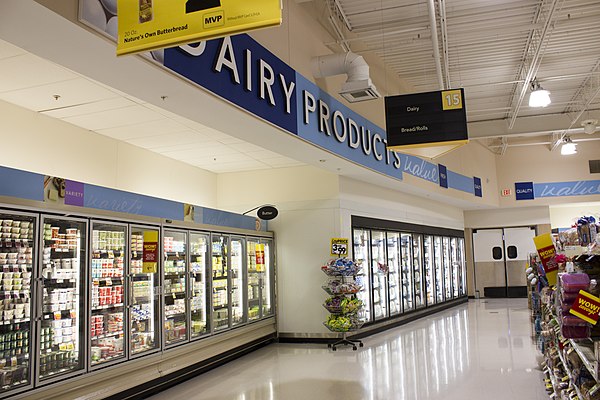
116,0 -> 282,55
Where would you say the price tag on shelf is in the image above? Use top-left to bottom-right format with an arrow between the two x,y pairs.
330,238 -> 349,257
59,343 -> 67,351
562,376 -> 570,382
66,342 -> 74,351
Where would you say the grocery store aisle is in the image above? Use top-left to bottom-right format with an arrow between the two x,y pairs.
147,299 -> 546,400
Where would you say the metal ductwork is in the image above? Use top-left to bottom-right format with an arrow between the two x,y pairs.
311,52 -> 381,103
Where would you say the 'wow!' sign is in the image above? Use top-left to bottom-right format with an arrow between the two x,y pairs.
570,291 -> 600,325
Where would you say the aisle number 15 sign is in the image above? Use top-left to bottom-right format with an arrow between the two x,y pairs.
330,238 -> 349,257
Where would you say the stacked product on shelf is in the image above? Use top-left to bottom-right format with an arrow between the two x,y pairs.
557,273 -> 591,339
321,257 -> 365,351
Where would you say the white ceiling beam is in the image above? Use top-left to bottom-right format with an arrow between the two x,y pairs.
427,0 -> 445,90
505,0 -> 562,129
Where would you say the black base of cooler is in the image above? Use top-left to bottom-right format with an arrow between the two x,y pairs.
106,333 -> 277,400
484,286 -> 527,298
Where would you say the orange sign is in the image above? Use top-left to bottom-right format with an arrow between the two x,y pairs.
570,290 -> 600,325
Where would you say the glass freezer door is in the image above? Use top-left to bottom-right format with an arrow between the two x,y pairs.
451,237 -> 460,299
412,234 -> 425,308
371,231 -> 388,320
386,232 -> 401,316
352,229 -> 371,323
246,239 -> 260,321
211,235 -> 229,331
90,222 -> 126,368
0,212 -> 36,395
423,235 -> 435,306
230,237 -> 246,327
260,239 -> 274,318
433,236 -> 444,303
400,233 -> 414,312
129,227 -> 160,355
163,230 -> 187,346
38,216 -> 86,383
190,232 -> 209,338
459,238 -> 466,296
442,237 -> 452,300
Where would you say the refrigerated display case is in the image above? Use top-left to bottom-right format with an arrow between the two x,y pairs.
90,222 -> 126,368
433,236 -> 444,303
246,239 -> 261,321
163,230 -> 187,346
423,235 -> 435,306
260,239 -> 274,318
352,229 -> 371,323
451,237 -> 460,299
386,232 -> 401,316
442,237 -> 452,300
129,227 -> 160,355
190,232 -> 209,338
38,216 -> 86,383
0,212 -> 35,396
459,238 -> 466,296
412,234 -> 425,308
230,237 -> 245,327
370,231 -> 388,320
211,235 -> 229,331
400,233 -> 414,312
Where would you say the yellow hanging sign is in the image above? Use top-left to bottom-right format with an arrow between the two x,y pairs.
142,230 -> 159,274
117,0 -> 282,56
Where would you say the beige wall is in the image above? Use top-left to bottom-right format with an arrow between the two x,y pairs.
496,141 -> 600,207
549,202 -> 600,229
0,99 -> 218,207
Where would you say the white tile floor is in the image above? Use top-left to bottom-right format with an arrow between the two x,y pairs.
148,299 -> 548,400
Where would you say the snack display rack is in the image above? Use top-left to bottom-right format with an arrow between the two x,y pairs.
531,219 -> 600,399
321,258 -> 365,351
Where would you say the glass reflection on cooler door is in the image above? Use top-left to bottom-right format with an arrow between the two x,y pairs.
451,237 -> 460,299
129,227 -> 161,355
371,231 -> 388,320
212,235 -> 229,331
246,239 -> 260,321
190,233 -> 209,338
423,235 -> 435,306
162,230 -> 187,346
39,217 -> 86,382
433,236 -> 444,303
260,239 -> 274,318
459,238 -> 466,296
442,237 -> 452,300
400,233 -> 414,312
90,222 -> 126,367
230,238 -> 245,327
412,234 -> 425,308
352,229 -> 371,322
386,232 -> 401,316
0,212 -> 35,395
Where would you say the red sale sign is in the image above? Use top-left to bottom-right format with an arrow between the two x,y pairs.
570,290 -> 600,325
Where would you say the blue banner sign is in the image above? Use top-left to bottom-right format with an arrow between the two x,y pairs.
535,180 -> 600,198
515,182 -> 535,200
438,164 -> 448,188
474,177 -> 482,197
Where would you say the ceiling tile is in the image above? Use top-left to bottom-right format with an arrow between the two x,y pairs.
247,149 -> 287,160
148,140 -> 223,153
228,142 -> 266,153
96,117 -> 190,141
0,77 -> 120,112
195,160 -> 269,173
262,157 -> 304,167
63,104 -> 165,131
0,53 -> 78,92
43,97 -> 137,119
161,143 -> 239,160
0,39 -> 26,60
126,130 -> 216,149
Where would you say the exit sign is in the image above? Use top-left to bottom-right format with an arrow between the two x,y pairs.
501,189 -> 512,197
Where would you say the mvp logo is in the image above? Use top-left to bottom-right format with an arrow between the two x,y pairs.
204,11 -> 224,28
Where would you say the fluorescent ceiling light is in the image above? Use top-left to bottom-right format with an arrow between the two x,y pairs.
529,79 -> 551,108
560,137 -> 577,155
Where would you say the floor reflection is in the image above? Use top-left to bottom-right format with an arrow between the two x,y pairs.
148,299 -> 547,400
